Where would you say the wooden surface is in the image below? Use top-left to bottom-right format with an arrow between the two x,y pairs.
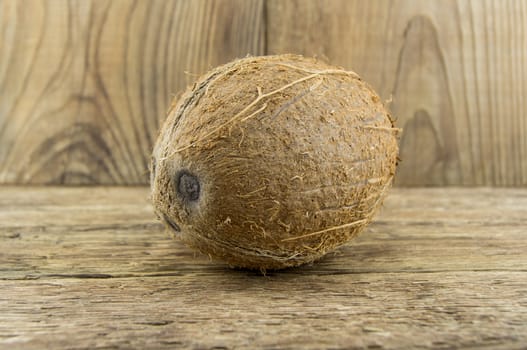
1,187 -> 526,349
1,0 -> 527,186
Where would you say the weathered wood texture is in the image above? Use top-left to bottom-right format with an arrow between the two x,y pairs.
1,0 -> 527,186
1,187 -> 526,349
267,0 -> 527,186
0,0 -> 264,184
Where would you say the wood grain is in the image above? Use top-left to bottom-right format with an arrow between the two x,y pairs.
0,0 -> 264,184
0,187 -> 526,349
266,0 -> 527,186
1,0 -> 527,186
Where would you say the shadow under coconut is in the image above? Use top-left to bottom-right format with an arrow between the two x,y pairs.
198,232 -> 397,278
177,241 -> 397,300
150,222 -> 399,293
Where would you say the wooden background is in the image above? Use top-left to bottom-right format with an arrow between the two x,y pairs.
1,0 -> 526,186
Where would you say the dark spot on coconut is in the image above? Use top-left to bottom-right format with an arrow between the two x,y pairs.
151,158 -> 156,179
163,213 -> 181,232
175,170 -> 200,202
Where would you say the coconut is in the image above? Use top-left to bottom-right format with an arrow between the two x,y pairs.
151,54 -> 399,270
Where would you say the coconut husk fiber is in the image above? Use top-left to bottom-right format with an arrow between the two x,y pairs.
151,54 -> 399,271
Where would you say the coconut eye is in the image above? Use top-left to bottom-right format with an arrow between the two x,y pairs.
150,157 -> 157,182
162,213 -> 181,232
175,170 -> 200,202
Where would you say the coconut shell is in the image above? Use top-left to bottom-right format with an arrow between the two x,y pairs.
151,54 -> 399,270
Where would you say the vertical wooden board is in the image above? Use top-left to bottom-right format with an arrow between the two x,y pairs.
0,0 -> 265,184
266,0 -> 527,186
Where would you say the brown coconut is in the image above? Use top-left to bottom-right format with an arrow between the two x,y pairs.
151,54 -> 399,270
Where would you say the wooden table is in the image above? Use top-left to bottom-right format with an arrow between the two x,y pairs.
1,187 -> 526,349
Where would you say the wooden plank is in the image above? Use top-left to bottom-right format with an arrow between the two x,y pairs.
0,0 -> 264,185
0,187 -> 526,348
3,0 -> 526,187
266,0 -> 527,186
0,187 -> 526,279
1,272 -> 525,350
